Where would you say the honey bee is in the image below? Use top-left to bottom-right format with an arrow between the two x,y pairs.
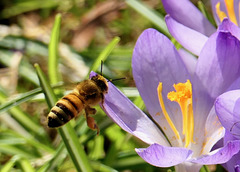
47,73 -> 108,133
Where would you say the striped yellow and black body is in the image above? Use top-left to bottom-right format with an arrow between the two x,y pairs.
47,74 -> 108,132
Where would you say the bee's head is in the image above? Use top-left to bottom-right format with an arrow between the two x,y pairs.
91,74 -> 108,93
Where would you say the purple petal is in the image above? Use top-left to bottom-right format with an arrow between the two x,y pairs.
132,28 -> 190,142
200,107 -> 225,154
188,106 -> 224,158
215,90 -> 240,138
223,131 -> 240,172
89,71 -> 98,78
195,31 -> 240,98
178,48 -> 197,76
165,15 -> 208,56
235,165 -> 240,172
91,71 -> 169,145
218,18 -> 240,40
101,81 -> 170,146
191,140 -> 240,164
162,0 -> 215,36
135,143 -> 193,167
227,76 -> 240,91
224,130 -> 239,145
193,30 -> 240,131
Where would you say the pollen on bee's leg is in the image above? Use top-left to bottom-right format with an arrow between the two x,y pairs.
86,115 -> 99,134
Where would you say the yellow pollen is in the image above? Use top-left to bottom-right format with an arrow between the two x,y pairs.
215,2 -> 227,22
215,1 -> 238,26
224,0 -> 238,26
239,2 -> 240,24
157,83 -> 180,140
167,80 -> 194,148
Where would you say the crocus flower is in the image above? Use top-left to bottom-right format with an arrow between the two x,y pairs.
215,90 -> 240,172
162,0 -> 240,57
162,0 -> 240,35
161,1 -> 240,170
215,18 -> 240,172
162,0 -> 215,37
97,24 -> 240,171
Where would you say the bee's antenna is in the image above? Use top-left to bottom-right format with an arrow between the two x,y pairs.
108,77 -> 126,82
100,60 -> 103,76
100,60 -> 126,82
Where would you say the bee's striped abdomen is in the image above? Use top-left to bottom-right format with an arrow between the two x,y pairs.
47,93 -> 84,128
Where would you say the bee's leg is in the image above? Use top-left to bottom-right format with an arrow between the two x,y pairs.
100,93 -> 105,104
86,115 -> 99,135
85,106 -> 99,134
85,106 -> 96,115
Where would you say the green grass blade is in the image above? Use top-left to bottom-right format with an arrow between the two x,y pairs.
197,1 -> 217,27
43,143 -> 67,172
0,145 -> 36,159
1,160 -> 15,172
34,64 -> 93,172
88,37 -> 120,75
0,130 -> 54,153
0,91 -> 44,136
0,88 -> 42,114
133,96 -> 145,110
112,151 -> 150,170
34,64 -> 57,106
88,135 -> 104,159
18,158 -> 35,172
91,161 -> 118,172
200,165 -> 210,172
25,137 -> 55,153
1,156 -> 20,172
48,14 -> 62,85
0,82 -> 63,114
0,50 -> 39,85
104,125 -> 134,166
0,0 -> 58,18
126,0 -> 171,37
58,125 -> 94,172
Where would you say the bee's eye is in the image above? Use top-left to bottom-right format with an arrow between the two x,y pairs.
91,76 -> 107,92
97,80 -> 107,91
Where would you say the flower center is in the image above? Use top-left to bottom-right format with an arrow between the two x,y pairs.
157,80 -> 194,148
215,0 -> 238,26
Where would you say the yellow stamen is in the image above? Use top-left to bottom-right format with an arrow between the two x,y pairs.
239,2 -> 240,25
215,1 -> 238,26
224,0 -> 238,26
215,2 -> 227,22
157,83 -> 180,140
188,103 -> 194,143
167,80 -> 194,147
